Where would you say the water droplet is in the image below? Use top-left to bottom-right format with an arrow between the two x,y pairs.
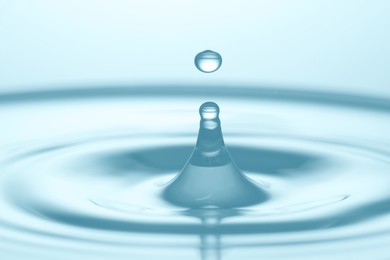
199,101 -> 219,120
194,50 -> 222,73
163,102 -> 268,208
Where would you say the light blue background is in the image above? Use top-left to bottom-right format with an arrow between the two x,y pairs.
0,0 -> 389,96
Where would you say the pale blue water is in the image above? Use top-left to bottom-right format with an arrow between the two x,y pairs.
0,86 -> 389,260
194,51 -> 222,73
163,101 -> 268,208
1,1 -> 390,259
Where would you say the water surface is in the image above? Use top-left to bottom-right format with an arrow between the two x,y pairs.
0,85 -> 389,260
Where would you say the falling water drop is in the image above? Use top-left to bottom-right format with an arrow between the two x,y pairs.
194,50 -> 222,73
163,102 -> 268,208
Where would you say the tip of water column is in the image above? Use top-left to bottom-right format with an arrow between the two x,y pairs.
199,102 -> 219,120
162,102 -> 269,208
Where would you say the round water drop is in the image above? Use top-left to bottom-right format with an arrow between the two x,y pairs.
200,101 -> 219,120
194,50 -> 222,73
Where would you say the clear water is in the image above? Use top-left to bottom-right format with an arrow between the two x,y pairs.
194,50 -> 222,73
0,86 -> 390,260
163,101 -> 268,208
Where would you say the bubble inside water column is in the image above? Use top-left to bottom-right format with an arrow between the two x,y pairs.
194,50 -> 222,73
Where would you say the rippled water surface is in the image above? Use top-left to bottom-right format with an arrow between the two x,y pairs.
0,86 -> 389,260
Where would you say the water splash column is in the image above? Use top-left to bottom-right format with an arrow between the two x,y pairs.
163,102 -> 269,208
